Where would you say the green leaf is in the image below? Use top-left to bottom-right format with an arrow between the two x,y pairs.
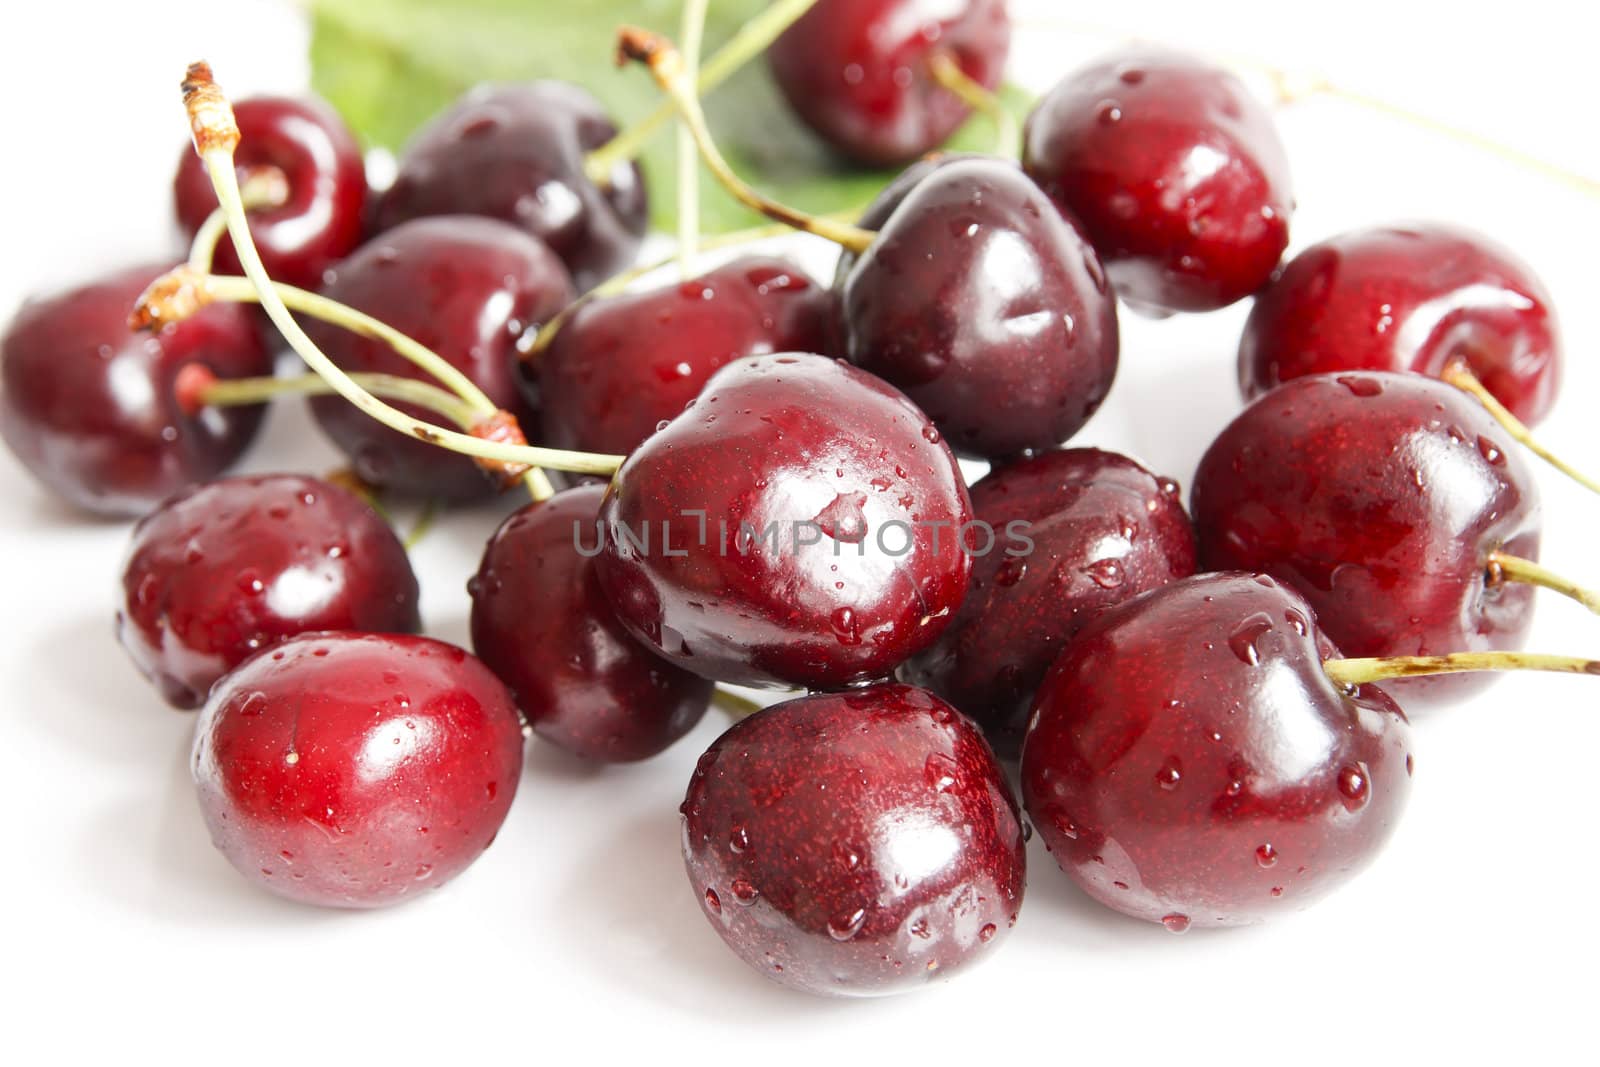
308,0 -> 1031,234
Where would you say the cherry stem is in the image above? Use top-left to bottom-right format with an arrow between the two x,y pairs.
181,367 -> 479,429
1487,551 -> 1600,615
187,167 -> 289,274
402,499 -> 439,551
927,52 -> 1020,159
1324,651 -> 1600,689
617,27 -> 878,254
583,0 -> 820,186
712,689 -> 771,720
675,0 -> 709,277
1440,360 -> 1600,497
175,63 -> 620,486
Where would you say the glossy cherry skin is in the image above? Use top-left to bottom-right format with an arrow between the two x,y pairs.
0,263 -> 272,516
1191,371 -> 1540,707
1238,224 -> 1562,427
373,82 -> 647,292
904,449 -> 1197,757
306,216 -> 574,501
837,157 -> 1120,459
596,353 -> 973,689
1023,47 -> 1293,314
533,255 -> 835,456
117,474 -> 421,709
174,96 -> 368,291
193,632 -> 523,908
768,0 -> 1012,167
1021,573 -> 1413,929
469,485 -> 712,762
683,682 -> 1025,996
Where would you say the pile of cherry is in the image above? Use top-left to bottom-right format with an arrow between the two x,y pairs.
1,0 -> 1592,998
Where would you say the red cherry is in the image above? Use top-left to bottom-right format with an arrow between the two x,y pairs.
0,263 -> 272,516
173,96 -> 368,290
768,0 -> 1011,166
305,216 -> 574,501
534,255 -> 834,456
117,474 -> 421,709
596,353 -> 973,689
1191,371 -> 1540,707
469,485 -> 712,762
373,82 -> 647,292
1024,47 -> 1293,314
904,448 -> 1197,756
682,682 -> 1025,995
1021,573 -> 1413,929
192,632 -> 524,909
1238,223 -> 1562,427
837,157 -> 1120,458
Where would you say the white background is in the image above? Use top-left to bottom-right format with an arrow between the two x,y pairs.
3,1 -> 1597,1062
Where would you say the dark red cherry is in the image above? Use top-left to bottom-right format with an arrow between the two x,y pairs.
596,353 -> 972,689
534,255 -> 834,456
1191,371 -> 1540,707
193,632 -> 523,908
0,263 -> 272,516
836,157 -> 1120,459
1238,224 -> 1562,427
469,485 -> 712,762
904,448 -> 1197,757
683,682 -> 1025,995
173,95 -> 368,291
767,0 -> 1012,166
306,216 -> 574,501
1021,572 -> 1413,929
373,82 -> 647,292
1023,47 -> 1293,314
117,474 -> 421,709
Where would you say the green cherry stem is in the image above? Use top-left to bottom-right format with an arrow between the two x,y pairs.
187,167 -> 289,274
617,26 -> 877,254
1325,651 -> 1600,689
1486,551 -> 1600,615
176,63 -> 621,484
675,0 -> 710,276
1440,359 -> 1600,497
584,0 -> 820,186
178,366 -> 480,430
927,52 -> 1021,159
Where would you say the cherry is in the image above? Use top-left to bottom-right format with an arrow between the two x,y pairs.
469,485 -> 712,762
595,352 -> 972,689
1023,47 -> 1293,314
305,216 -> 574,501
1238,223 -> 1562,427
117,474 -> 421,709
372,82 -> 647,292
533,255 -> 835,456
1021,572 -> 1413,929
836,156 -> 1120,459
1191,371 -> 1540,707
904,448 -> 1197,757
193,631 -> 523,908
0,263 -> 272,516
767,0 -> 1012,167
682,682 -> 1025,995
173,95 -> 367,291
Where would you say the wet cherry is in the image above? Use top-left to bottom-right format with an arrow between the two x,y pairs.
1191,371 -> 1540,707
469,485 -> 712,762
836,156 -> 1120,459
1238,223 -> 1562,427
1023,47 -> 1293,314
767,0 -> 1012,166
117,474 -> 421,709
682,682 -> 1025,995
904,448 -> 1197,757
306,216 -> 574,501
173,95 -> 368,290
1021,572 -> 1413,929
372,82 -> 647,292
0,263 -> 272,516
596,352 -> 972,689
193,632 -> 524,908
533,255 -> 834,456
